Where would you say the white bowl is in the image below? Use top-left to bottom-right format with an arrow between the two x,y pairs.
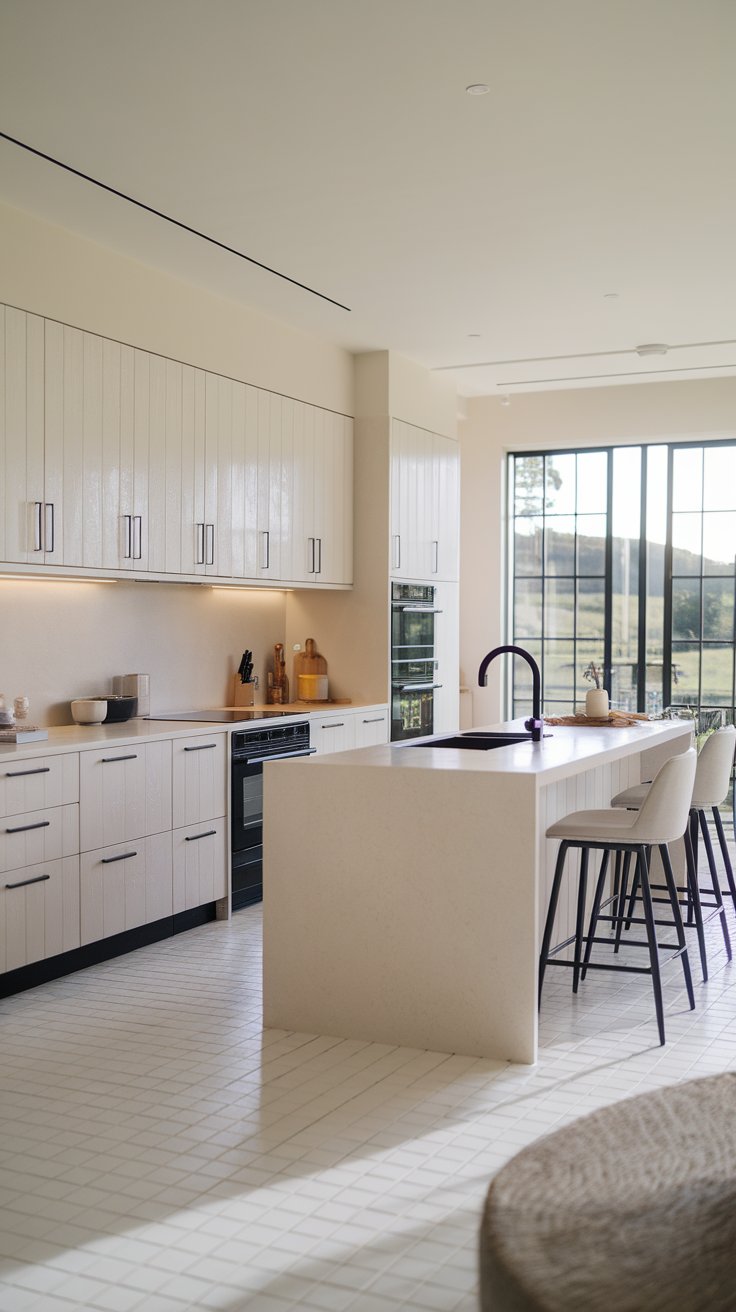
71,698 -> 108,725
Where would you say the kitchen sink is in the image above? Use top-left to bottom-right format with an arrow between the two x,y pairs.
413,731 -> 533,751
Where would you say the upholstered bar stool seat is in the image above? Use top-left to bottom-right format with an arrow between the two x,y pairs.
611,727 -> 736,979
479,1072 -> 736,1312
539,749 -> 697,1045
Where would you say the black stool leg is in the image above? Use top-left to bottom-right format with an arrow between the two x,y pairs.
683,827 -> 709,981
581,850 -> 609,981
713,806 -> 736,913
638,846 -> 665,1046
538,841 -> 568,1007
659,844 -> 695,1010
699,808 -> 732,958
572,848 -> 590,994
614,851 -> 633,953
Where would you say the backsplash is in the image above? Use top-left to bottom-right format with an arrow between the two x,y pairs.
0,578 -> 287,726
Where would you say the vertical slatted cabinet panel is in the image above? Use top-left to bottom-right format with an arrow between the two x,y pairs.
339,413 -> 354,585
0,752 -> 78,817
0,803 -> 78,873
206,371 -> 234,578
101,337 -> 122,568
256,387 -> 282,579
45,322 -> 86,567
173,820 -> 227,913
1,306 -> 45,563
0,857 -> 80,973
79,742 -> 171,853
125,347 -> 151,572
230,379 -> 247,579
283,397 -> 311,584
80,833 -> 173,944
433,434 -> 460,582
180,364 -> 206,575
171,735 -> 226,829
279,395 -> 297,581
317,409 -> 353,585
243,385 -> 260,577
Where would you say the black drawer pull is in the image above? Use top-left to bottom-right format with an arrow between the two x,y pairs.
362,717 -> 385,724
185,829 -> 217,842
101,850 -> 138,864
5,873 -> 51,890
101,754 -> 138,763
6,819 -> 51,834
322,722 -> 344,729
5,767 -> 51,778
184,744 -> 218,752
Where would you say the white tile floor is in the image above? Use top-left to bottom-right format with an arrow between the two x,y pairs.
1,839 -> 736,1312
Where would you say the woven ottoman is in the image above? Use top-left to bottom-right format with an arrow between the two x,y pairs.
480,1072 -> 736,1311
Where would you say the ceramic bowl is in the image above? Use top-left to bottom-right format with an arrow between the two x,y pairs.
71,698 -> 108,725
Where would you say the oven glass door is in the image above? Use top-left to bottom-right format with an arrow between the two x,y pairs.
391,606 -> 436,685
232,759 -> 263,855
391,685 -> 435,741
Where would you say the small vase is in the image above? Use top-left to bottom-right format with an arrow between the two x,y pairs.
585,689 -> 609,718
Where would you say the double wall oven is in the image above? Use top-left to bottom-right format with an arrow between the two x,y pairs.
390,583 -> 442,741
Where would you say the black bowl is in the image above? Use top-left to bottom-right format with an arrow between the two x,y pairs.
102,695 -> 138,722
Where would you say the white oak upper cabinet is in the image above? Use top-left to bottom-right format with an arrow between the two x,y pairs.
284,401 -> 353,586
1,306 -> 45,563
390,419 -> 459,583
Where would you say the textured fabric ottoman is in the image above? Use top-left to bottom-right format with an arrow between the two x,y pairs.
480,1072 -> 736,1311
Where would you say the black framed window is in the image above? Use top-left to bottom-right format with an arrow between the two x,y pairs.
509,441 -> 736,729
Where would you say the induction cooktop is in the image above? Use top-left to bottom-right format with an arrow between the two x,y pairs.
146,709 -> 298,723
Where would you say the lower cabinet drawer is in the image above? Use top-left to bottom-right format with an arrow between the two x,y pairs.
173,818 -> 227,913
80,832 -> 173,945
0,804 -> 78,874
0,856 -> 80,974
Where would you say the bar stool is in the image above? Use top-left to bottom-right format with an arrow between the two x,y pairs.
538,748 -> 697,1046
611,727 -> 736,980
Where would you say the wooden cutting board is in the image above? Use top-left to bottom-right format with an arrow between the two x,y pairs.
293,638 -> 327,677
544,711 -> 650,728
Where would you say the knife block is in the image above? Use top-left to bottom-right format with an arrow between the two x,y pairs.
232,678 -> 256,707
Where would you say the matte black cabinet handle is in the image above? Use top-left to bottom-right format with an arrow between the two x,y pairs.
362,717 -> 385,724
184,829 -> 217,842
101,850 -> 138,864
6,819 -> 51,834
5,767 -> 51,778
322,722 -> 344,729
100,754 -> 138,763
184,744 -> 217,752
5,873 -> 51,890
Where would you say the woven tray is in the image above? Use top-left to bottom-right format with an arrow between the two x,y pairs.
543,711 -> 650,728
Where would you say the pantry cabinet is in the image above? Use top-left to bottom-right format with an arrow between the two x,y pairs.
390,419 -> 459,583
0,301 -> 353,589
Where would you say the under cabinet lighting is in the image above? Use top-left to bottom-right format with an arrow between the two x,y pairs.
0,573 -> 118,584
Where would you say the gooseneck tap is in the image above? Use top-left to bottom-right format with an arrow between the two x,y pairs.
478,644 -> 544,742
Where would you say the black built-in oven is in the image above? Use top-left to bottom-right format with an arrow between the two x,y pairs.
231,720 -> 314,909
391,582 -> 442,741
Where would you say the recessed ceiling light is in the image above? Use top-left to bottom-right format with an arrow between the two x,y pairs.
635,342 -> 669,356
603,292 -> 619,300
466,83 -> 490,95
467,333 -> 481,338
500,395 -> 511,407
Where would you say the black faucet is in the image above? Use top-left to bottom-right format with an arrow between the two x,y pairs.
478,644 -> 544,742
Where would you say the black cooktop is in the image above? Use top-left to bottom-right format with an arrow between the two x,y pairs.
146,709 -> 298,723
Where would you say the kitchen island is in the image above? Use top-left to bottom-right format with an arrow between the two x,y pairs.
263,719 -> 692,1063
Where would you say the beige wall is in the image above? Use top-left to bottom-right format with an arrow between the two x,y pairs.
1,577 -> 287,726
460,377 -> 736,725
0,200 -> 353,414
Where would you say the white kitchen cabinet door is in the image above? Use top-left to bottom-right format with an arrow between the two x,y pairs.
229,379 -> 249,579
172,734 -> 227,828
204,371 -> 236,578
180,363 -> 207,575
147,355 -> 184,575
0,752 -> 78,819
283,397 -> 312,584
79,740 -> 172,852
353,709 -> 389,747
117,347 -> 152,572
0,803 -> 78,874
431,434 -> 460,581
44,323 -> 107,569
0,856 -> 80,973
432,580 -> 460,735
313,409 -> 353,585
391,419 -> 433,580
80,831 -> 173,944
310,714 -> 357,755
172,818 -> 227,912
1,306 -> 45,564
255,387 -> 282,579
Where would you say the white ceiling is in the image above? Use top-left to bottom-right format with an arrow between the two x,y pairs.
1,0 -> 735,397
